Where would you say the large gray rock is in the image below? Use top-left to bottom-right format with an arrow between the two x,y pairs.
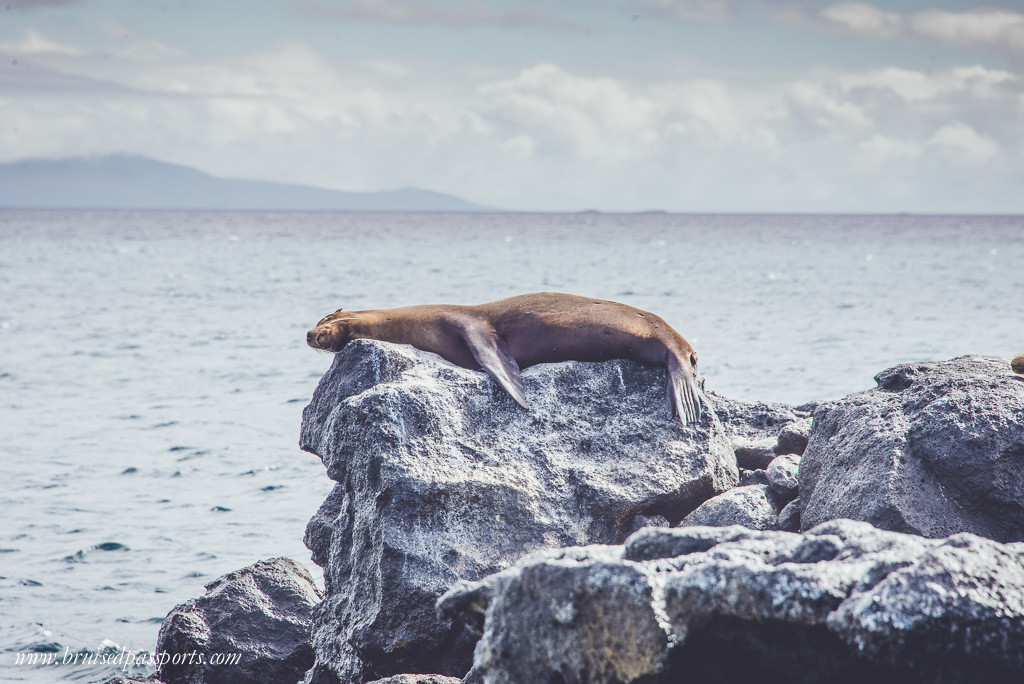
709,391 -> 810,443
300,340 -> 737,683
680,484 -> 780,530
156,557 -> 321,684
776,418 -> 812,455
731,436 -> 777,470
711,392 -> 811,470
800,355 -> 1024,542
441,520 -> 1024,684
766,453 -> 800,501
778,497 -> 801,531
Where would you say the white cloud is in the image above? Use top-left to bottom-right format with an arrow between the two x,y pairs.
841,65 -> 1016,102
631,0 -> 734,23
0,29 -> 84,56
6,0 -> 80,9
818,3 -> 1024,57
1,29 -> 1022,211
821,3 -> 902,40
290,0 -> 587,31
910,8 -> 1024,52
928,121 -> 999,161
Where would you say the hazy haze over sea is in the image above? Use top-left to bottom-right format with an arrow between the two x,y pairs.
2,210 -> 1022,682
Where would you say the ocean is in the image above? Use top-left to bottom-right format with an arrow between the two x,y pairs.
2,210 -> 1022,682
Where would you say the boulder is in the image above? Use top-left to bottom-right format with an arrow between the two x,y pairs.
711,392 -> 811,469
156,557 -> 321,684
778,497 -> 801,531
709,391 -> 809,442
737,467 -> 769,486
766,453 -> 800,501
731,436 -> 777,470
800,356 -> 1024,541
680,484 -> 780,530
441,520 -> 1024,684
775,418 -> 812,455
300,340 -> 737,683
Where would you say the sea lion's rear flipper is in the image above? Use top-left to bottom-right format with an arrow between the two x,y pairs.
667,355 -> 701,425
460,324 -> 530,409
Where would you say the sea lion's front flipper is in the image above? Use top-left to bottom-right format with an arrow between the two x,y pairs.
667,355 -> 701,425
460,324 -> 530,408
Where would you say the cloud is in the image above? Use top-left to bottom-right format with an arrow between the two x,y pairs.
0,29 -> 84,56
290,0 -> 588,31
630,0 -> 735,23
5,0 -> 80,9
820,3 -> 901,40
818,3 -> 1024,57
928,121 -> 998,161
1,30 -> 1022,212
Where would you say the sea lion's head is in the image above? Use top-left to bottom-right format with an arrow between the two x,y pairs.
307,309 -> 356,352
1012,352 -> 1024,375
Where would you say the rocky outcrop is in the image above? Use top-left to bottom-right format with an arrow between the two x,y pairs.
441,519 -> 1024,684
299,340 -> 738,683
132,348 -> 1024,684
800,355 -> 1024,542
155,558 -> 321,684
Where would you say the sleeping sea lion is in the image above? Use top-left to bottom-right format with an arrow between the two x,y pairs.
306,292 -> 703,424
1013,352 -> 1024,375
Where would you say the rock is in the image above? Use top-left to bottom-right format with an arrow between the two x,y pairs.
714,392 -> 811,471
630,514 -> 670,534
443,520 -> 1024,683
680,484 -> 779,530
441,545 -> 664,684
737,468 -> 768,486
800,355 -> 1024,542
778,497 -> 801,531
709,391 -> 809,442
732,436 -> 777,469
102,678 -> 164,684
300,340 -> 737,683
156,557 -> 321,684
366,676 -> 462,684
775,418 -> 812,455
766,453 -> 800,501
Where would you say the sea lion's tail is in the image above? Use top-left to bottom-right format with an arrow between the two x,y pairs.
667,355 -> 702,425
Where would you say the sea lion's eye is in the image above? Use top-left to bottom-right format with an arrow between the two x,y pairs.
690,352 -> 698,368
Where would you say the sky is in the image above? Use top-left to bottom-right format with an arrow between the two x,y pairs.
1,0 -> 1023,212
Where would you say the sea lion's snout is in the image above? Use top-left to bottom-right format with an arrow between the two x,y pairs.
306,322 -> 352,352
1012,352 -> 1024,375
306,326 -> 333,350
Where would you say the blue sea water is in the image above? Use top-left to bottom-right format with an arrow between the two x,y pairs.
1,210 -> 1022,683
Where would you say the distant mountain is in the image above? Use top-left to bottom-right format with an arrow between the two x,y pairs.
0,155 -> 489,212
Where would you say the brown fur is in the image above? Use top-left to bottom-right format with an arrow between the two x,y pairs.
307,292 -> 703,424
1013,352 -> 1024,375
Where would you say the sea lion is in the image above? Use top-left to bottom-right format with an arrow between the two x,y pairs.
1013,352 -> 1024,375
306,292 -> 703,424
